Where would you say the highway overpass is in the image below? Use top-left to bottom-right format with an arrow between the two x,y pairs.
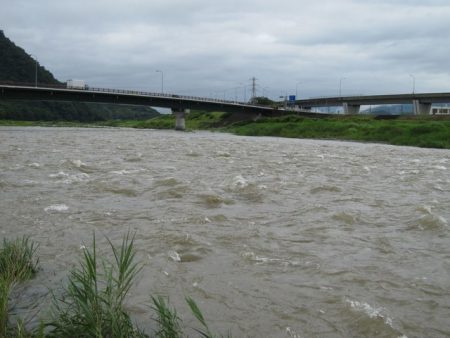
297,92 -> 450,115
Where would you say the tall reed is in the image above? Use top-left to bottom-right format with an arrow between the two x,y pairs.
47,232 -> 146,338
0,233 -> 228,337
0,236 -> 38,338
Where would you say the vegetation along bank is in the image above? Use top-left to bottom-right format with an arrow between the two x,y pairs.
2,112 -> 450,149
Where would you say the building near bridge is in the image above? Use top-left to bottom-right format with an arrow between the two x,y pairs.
431,106 -> 450,115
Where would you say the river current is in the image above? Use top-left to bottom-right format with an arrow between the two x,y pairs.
0,127 -> 449,337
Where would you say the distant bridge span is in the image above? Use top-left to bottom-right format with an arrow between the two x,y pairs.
0,84 -> 280,130
298,93 -> 450,115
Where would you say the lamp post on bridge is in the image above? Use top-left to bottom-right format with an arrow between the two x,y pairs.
155,70 -> 164,94
409,74 -> 416,94
296,81 -> 302,99
339,77 -> 346,97
30,54 -> 38,87
239,82 -> 247,102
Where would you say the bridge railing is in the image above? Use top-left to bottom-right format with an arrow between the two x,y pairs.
0,80 -> 272,108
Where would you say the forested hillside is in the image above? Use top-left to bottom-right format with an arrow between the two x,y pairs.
0,30 -> 160,121
0,30 -> 60,85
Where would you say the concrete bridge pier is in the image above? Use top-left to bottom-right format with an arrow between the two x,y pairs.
172,108 -> 189,131
413,100 -> 432,115
343,102 -> 360,115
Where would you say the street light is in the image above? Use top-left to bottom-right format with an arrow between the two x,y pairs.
30,54 -> 38,87
295,81 -> 302,98
155,70 -> 164,94
339,77 -> 346,97
239,82 -> 247,102
409,74 -> 416,94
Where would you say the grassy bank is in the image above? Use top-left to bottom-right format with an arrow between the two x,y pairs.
228,115 -> 450,149
116,113 -> 450,149
2,113 -> 450,149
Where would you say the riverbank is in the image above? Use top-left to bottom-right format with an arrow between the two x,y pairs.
1,112 -> 450,148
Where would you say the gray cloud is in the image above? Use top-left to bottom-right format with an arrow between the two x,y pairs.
2,0 -> 450,99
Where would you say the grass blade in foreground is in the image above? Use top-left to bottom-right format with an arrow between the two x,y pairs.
151,296 -> 182,338
47,232 -> 146,338
0,236 -> 39,338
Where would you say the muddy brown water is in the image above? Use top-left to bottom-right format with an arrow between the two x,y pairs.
0,127 -> 449,337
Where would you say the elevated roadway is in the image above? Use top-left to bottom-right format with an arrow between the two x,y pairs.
298,92 -> 450,115
0,84 -> 279,130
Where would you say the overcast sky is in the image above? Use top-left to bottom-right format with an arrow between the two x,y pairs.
2,0 -> 450,100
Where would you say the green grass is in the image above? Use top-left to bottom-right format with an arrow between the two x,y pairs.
0,233 -> 228,337
47,232 -> 145,338
0,237 -> 38,286
228,115 -> 450,149
0,237 -> 39,338
115,111 -> 229,130
150,296 -> 223,338
151,296 -> 182,338
2,113 -> 449,148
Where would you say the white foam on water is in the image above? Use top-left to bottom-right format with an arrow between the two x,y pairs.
240,251 -> 300,266
49,171 -> 69,178
28,162 -> 40,168
168,250 -> 181,262
436,216 -> 448,226
347,300 -> 393,327
433,165 -> 447,170
44,204 -> 69,212
230,175 -> 249,189
286,327 -> 301,338
110,169 -> 145,175
416,205 -> 448,228
61,173 -> 90,184
417,205 -> 432,214
71,159 -> 86,168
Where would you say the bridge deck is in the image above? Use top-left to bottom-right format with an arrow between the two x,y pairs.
0,84 -> 277,115
298,92 -> 450,107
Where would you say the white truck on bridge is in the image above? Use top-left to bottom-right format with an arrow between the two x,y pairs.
66,79 -> 87,89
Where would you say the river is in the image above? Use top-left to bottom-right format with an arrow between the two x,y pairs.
0,127 -> 449,337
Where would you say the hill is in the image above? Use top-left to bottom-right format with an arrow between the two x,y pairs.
0,30 -> 160,121
0,30 -> 60,85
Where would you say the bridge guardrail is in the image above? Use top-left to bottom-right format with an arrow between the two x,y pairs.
0,80 -> 271,109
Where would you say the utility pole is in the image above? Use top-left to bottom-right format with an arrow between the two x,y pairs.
250,77 -> 257,102
155,70 -> 164,94
31,54 -> 38,87
339,77 -> 346,97
409,74 -> 415,94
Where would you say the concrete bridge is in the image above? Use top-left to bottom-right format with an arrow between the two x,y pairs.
2,84 -> 450,129
297,92 -> 450,115
0,84 -> 279,130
